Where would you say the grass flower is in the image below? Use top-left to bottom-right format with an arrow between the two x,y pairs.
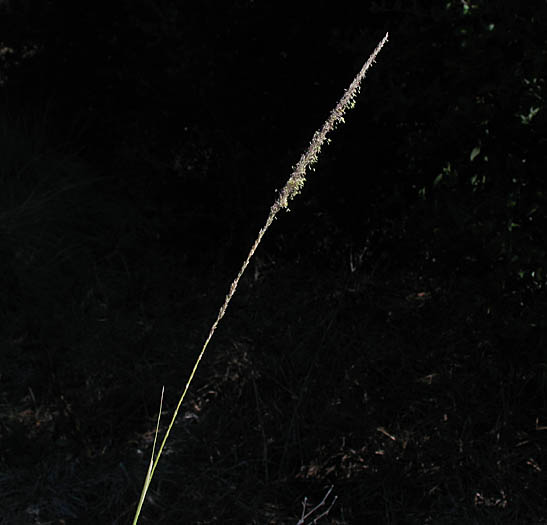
133,32 -> 388,524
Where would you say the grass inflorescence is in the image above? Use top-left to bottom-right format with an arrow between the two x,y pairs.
132,33 -> 389,524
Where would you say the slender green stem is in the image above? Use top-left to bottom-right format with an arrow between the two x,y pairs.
132,32 -> 388,524
133,387 -> 164,524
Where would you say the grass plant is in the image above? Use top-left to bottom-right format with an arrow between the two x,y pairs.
132,33 -> 389,524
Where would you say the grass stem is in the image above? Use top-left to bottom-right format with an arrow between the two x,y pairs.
132,31 -> 388,524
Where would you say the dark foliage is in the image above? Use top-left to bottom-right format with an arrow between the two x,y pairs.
0,1 -> 546,523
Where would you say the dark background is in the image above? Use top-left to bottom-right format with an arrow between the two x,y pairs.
0,1 -> 546,523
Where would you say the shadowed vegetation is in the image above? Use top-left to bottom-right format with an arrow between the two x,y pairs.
0,2 -> 545,523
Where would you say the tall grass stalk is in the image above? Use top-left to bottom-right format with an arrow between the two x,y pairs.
133,32 -> 388,524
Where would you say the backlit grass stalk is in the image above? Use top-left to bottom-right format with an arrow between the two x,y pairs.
133,32 -> 388,524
